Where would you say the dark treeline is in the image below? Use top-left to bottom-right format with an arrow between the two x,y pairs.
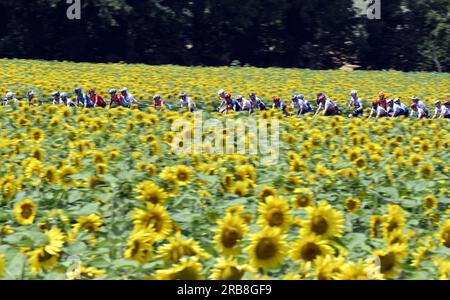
0,0 -> 449,71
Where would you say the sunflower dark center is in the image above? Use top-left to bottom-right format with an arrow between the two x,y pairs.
311,216 -> 329,235
221,228 -> 240,248
21,204 -> 33,219
301,242 -> 321,261
379,253 -> 396,273
255,238 -> 277,260
267,208 -> 284,226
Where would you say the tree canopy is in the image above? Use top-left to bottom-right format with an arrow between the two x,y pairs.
0,0 -> 448,71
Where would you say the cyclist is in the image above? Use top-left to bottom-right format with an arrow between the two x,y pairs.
392,98 -> 409,117
74,87 -> 93,108
179,92 -> 197,112
89,89 -> 107,108
108,89 -> 123,108
348,90 -> 364,117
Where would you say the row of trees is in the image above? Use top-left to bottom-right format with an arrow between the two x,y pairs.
0,0 -> 448,71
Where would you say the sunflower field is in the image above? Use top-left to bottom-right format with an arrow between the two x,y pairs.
0,59 -> 449,280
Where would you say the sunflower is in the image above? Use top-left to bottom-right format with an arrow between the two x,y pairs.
259,186 -> 277,203
289,158 -> 306,172
146,164 -> 158,176
134,181 -> 167,205
74,214 -> 103,232
160,165 -> 192,186
290,235 -> 334,263
28,227 -> 65,275
313,255 -> 345,280
437,219 -> 450,248
409,153 -> 423,166
246,228 -> 287,270
257,196 -> 291,231
334,260 -> 384,280
291,188 -> 313,208
0,253 -> 5,278
382,204 -> 405,239
301,200 -> 345,240
14,199 -> 37,225
433,257 -> 450,280
1,179 -> 16,201
157,232 -> 211,263
96,163 -> 107,175
372,244 -> 407,279
370,215 -> 383,239
423,195 -> 437,211
210,258 -> 254,280
58,165 -> 77,188
28,248 -> 59,275
344,197 -> 361,213
384,229 -> 408,245
234,165 -> 256,181
232,180 -> 249,197
92,151 -> 106,164
417,164 -> 433,177
353,157 -> 366,171
42,166 -> 57,184
214,214 -> 248,256
222,173 -> 235,192
411,246 -> 429,268
31,146 -> 44,161
24,158 -> 43,178
29,128 -> 45,143
67,266 -> 106,280
131,204 -> 172,240
123,230 -> 155,264
155,257 -> 204,280
225,205 -> 245,216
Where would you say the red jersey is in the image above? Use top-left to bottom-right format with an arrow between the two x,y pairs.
110,95 -> 124,106
90,94 -> 106,107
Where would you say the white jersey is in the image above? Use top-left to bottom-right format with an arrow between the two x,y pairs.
290,100 -> 300,109
416,101 -> 425,110
241,99 -> 251,109
298,99 -> 310,110
62,98 -> 75,107
123,93 -> 136,104
318,98 -> 336,112
393,103 -> 407,114
3,98 -> 19,105
372,105 -> 387,117
180,97 -> 194,108
411,107 -> 426,118
53,98 -> 63,105
349,97 -> 363,109
436,106 -> 450,117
